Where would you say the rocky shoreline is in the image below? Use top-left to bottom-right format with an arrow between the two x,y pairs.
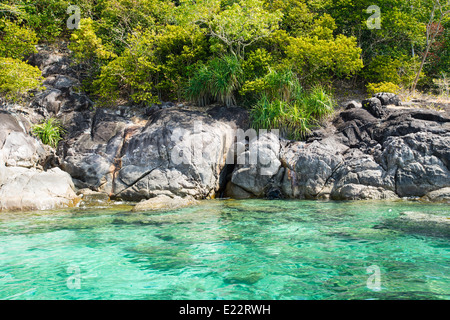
0,48 -> 449,211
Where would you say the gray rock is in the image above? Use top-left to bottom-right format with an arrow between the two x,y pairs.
0,110 -> 79,211
281,137 -> 348,199
0,111 -> 47,168
381,132 -> 450,197
60,108 -> 239,201
422,187 -> 450,203
331,149 -> 395,193
331,184 -> 398,200
0,167 -> 79,211
230,132 -> 282,197
225,181 -> 255,199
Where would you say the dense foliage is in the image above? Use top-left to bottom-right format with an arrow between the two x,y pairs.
1,0 -> 449,139
0,57 -> 43,102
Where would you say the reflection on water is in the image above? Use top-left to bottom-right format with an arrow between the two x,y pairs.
0,200 -> 448,300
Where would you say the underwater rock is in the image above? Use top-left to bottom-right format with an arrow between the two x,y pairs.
381,212 -> 450,237
132,195 -> 199,212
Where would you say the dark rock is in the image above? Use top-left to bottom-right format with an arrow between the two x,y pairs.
362,97 -> 386,118
224,181 -> 255,199
373,92 -> 401,106
266,187 -> 283,200
207,105 -> 250,130
28,50 -> 75,78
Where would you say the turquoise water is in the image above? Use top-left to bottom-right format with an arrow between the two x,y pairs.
0,200 -> 448,300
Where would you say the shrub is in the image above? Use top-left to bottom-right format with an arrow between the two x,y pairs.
186,55 -> 244,107
286,33 -> 363,82
366,82 -> 400,97
32,118 -> 66,148
0,19 -> 38,59
240,67 -> 303,103
0,57 -> 43,102
68,18 -> 117,64
363,55 -> 421,88
250,95 -> 312,140
250,82 -> 334,140
303,85 -> 335,120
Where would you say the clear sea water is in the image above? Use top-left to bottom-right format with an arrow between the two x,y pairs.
0,200 -> 448,300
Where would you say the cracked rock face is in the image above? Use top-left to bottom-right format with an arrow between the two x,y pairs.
60,108 -> 238,201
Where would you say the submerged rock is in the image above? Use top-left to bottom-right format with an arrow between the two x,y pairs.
381,212 -> 450,237
77,189 -> 111,206
132,195 -> 199,212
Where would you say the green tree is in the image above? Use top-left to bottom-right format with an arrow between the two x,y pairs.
0,57 -> 43,102
181,0 -> 283,59
411,0 -> 450,92
0,19 -> 38,59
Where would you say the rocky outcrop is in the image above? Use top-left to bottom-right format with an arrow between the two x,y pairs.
225,100 -> 450,200
59,106 -> 242,201
0,110 -> 79,211
58,97 -> 448,202
4,44 -> 450,206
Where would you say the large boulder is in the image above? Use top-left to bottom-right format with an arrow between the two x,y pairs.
0,167 -> 79,211
422,187 -> 450,203
0,111 -> 46,168
362,97 -> 386,118
0,110 -> 79,211
281,137 -> 349,199
229,132 -> 282,198
381,132 -> 450,197
60,107 -> 242,201
373,92 -> 401,106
